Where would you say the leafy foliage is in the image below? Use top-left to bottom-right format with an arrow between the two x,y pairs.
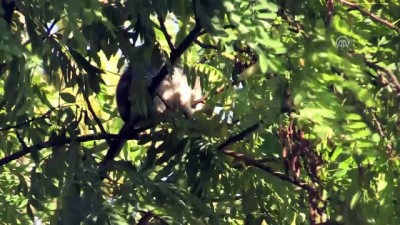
1,0 -> 400,224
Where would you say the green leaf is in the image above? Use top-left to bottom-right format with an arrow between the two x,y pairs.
350,192 -> 361,210
60,92 -> 76,103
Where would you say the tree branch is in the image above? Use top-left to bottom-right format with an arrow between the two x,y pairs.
217,122 -> 315,192
365,59 -> 400,96
0,131 -> 143,167
217,122 -> 260,151
223,149 -> 315,192
338,0 -> 400,32
157,14 -> 175,52
194,39 -> 218,50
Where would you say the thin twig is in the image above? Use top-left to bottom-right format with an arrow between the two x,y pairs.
44,18 -> 59,37
370,111 -> 385,138
191,84 -> 228,107
15,130 -> 28,149
82,93 -> 110,144
0,108 -> 54,132
278,8 -> 302,33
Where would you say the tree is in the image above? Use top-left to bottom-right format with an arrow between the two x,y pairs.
1,0 -> 400,224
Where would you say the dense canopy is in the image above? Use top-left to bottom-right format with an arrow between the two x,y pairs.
1,0 -> 400,224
